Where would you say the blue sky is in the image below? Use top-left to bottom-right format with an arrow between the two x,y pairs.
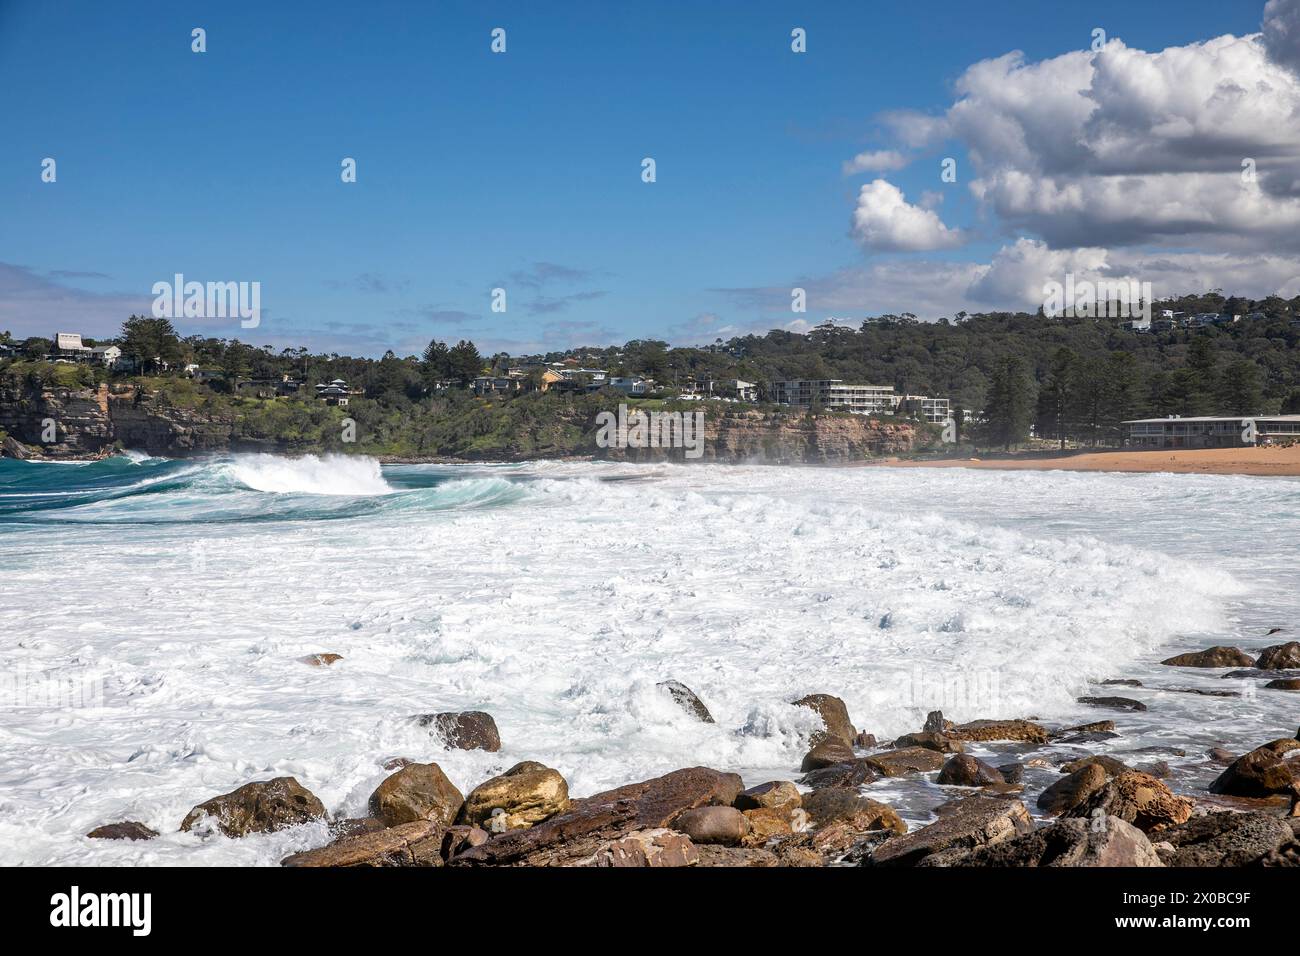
0,0 -> 1280,356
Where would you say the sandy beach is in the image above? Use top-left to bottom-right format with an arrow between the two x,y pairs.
887,443 -> 1300,477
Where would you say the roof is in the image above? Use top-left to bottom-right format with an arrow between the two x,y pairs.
1124,415 -> 1300,424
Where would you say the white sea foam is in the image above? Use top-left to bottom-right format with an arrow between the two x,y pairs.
0,460 -> 1294,865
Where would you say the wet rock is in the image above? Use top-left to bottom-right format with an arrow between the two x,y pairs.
792,694 -> 855,744
871,796 -> 1033,866
181,777 -> 326,838
1161,646 -> 1255,668
922,815 -> 1163,867
1038,764 -> 1110,815
923,710 -> 952,733
369,762 -> 464,827
1156,811 -> 1297,867
798,759 -> 879,790
1101,678 -> 1142,687
1059,731 -> 1121,744
1257,642 -> 1300,670
657,680 -> 714,723
282,820 -> 447,867
328,817 -> 386,839
734,780 -> 800,812
381,757 -> 414,771
800,789 -> 906,834
1207,747 -> 1237,765
693,844 -> 780,867
1053,720 -> 1116,738
450,767 -> 743,866
1266,678 -> 1300,691
800,737 -> 855,772
741,807 -> 797,845
1137,760 -> 1172,779
441,824 -> 490,860
1062,771 -> 1194,832
853,731 -> 878,748
459,761 -> 569,830
1209,738 -> 1300,797
863,747 -> 946,777
948,719 -> 1049,744
416,711 -> 501,752
937,754 -> 1005,787
1059,755 -> 1130,777
299,653 -> 342,666
998,763 -> 1025,785
1077,696 -> 1147,712
893,731 -> 964,753
674,806 -> 750,845
603,828 -> 699,867
86,821 -> 157,841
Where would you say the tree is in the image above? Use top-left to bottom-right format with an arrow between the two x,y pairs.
1218,358 -> 1263,415
984,356 -> 1035,450
220,341 -> 252,388
1036,347 -> 1077,449
448,340 -> 483,387
121,315 -> 181,373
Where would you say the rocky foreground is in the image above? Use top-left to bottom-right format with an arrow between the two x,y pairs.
85,645 -> 1300,868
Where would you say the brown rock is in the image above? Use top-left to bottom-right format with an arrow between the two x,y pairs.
1037,764 -> 1110,815
923,710 -> 951,734
656,680 -> 714,722
1053,720 -> 1116,737
180,777 -> 326,838
948,719 -> 1049,744
459,761 -> 569,830
854,732 -> 878,748
937,754 -> 1005,787
741,807 -> 796,845
416,711 -> 501,751
1063,771 -> 1193,832
299,653 -> 342,666
863,747 -> 946,777
893,731 -> 965,753
441,824 -> 490,860
798,759 -> 879,790
920,815 -> 1163,867
368,762 -> 464,827
281,820 -> 445,867
1077,696 -> 1147,712
871,796 -> 1033,866
1156,811 -> 1296,867
1161,646 -> 1256,668
1209,738 -> 1300,797
734,780 -> 800,812
1059,754 -> 1130,777
693,844 -> 780,867
1266,678 -> 1300,690
603,828 -> 699,867
792,693 -> 855,744
800,737 -> 855,772
1257,642 -> 1300,670
1206,747 -> 1237,765
801,789 -> 906,834
328,817 -> 386,839
674,805 -> 750,845
450,767 -> 743,866
86,821 -> 157,841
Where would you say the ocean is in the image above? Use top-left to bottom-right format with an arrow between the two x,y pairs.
0,453 -> 1296,865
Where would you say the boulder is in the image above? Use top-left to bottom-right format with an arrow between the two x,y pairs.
948,719 -> 1049,744
871,796 -> 1033,866
937,754 -> 1005,787
1266,678 -> 1300,691
1257,642 -> 1300,670
863,747 -> 946,777
602,829 -> 699,867
368,763 -> 464,827
1161,646 -> 1255,668
299,653 -> 342,666
1059,754 -> 1130,777
1062,771 -> 1193,832
674,806 -> 750,845
1208,738 -> 1300,797
998,763 -> 1025,785
416,711 -> 501,751
741,807 -> 798,845
441,825 -> 490,860
853,732 -> 878,749
459,761 -> 569,830
1101,679 -> 1143,687
86,821 -> 157,841
798,759 -> 879,790
657,680 -> 714,723
921,815 -> 1163,867
923,710 -> 951,734
1207,747 -> 1237,765
893,731 -> 964,753
1077,696 -> 1147,712
449,767 -> 743,866
281,820 -> 446,867
792,694 -> 855,745
1052,720 -> 1116,738
180,777 -> 326,837
1037,764 -> 1110,815
800,789 -> 905,834
734,780 -> 800,812
1156,811 -> 1297,867
800,737 -> 855,772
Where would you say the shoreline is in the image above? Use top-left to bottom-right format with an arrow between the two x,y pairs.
883,444 -> 1300,478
